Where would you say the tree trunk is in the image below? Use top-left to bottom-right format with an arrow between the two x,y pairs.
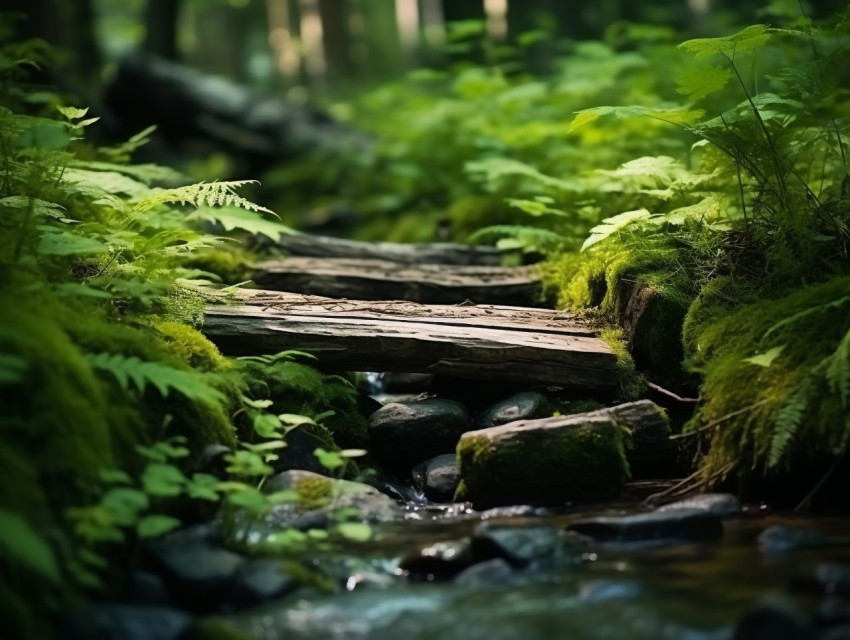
144,0 -> 181,61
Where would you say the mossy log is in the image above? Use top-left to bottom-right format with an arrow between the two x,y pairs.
252,257 -> 542,306
455,400 -> 672,508
275,233 -> 504,266
202,292 -> 618,390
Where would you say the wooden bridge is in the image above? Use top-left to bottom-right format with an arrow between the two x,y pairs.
203,234 -> 619,392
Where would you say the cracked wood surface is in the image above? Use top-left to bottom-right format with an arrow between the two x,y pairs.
203,291 -> 618,390
252,257 -> 542,306
276,233 -> 504,266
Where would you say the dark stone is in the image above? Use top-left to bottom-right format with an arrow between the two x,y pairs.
568,509 -> 724,543
454,558 -> 515,587
817,564 -> 850,597
224,559 -> 299,610
64,605 -> 192,640
732,595 -> 814,640
656,493 -> 742,518
378,372 -> 433,393
412,454 -> 460,503
471,524 -> 564,568
193,444 -> 232,478
475,391 -> 553,429
430,377 -> 520,411
126,571 -> 171,607
145,524 -> 245,612
759,526 -> 845,555
269,425 -> 335,475
368,398 -> 470,468
290,510 -> 331,531
399,540 -> 474,581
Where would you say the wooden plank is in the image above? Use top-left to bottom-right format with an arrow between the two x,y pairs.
237,290 -> 596,336
202,304 -> 619,391
276,233 -> 504,266
253,257 -> 542,306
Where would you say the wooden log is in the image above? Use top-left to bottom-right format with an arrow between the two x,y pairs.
236,290 -> 596,337
202,302 -> 618,391
274,233 -> 504,266
253,257 -> 542,306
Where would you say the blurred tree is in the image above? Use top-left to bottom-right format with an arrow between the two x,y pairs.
441,0 -> 485,24
318,0 -> 354,79
144,0 -> 180,60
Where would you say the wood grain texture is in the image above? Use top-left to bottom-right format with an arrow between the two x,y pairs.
203,299 -> 618,391
252,257 -> 542,306
277,233 -> 504,266
235,290 -> 596,336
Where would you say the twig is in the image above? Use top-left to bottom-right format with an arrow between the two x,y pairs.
670,399 -> 769,440
645,380 -> 700,404
794,456 -> 842,513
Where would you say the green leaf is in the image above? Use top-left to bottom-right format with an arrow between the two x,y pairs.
186,474 -> 222,501
335,522 -> 372,542
98,469 -> 133,484
0,509 -> 60,582
252,412 -> 283,438
676,64 -> 732,100
53,283 -> 112,299
38,230 -> 107,256
581,209 -> 652,251
0,353 -> 29,385
141,464 -> 187,497
743,345 -> 785,368
224,450 -> 274,477
679,24 -> 771,60
188,206 -> 294,242
16,122 -> 72,149
101,487 -> 149,526
0,196 -> 67,220
314,447 -> 345,470
57,106 -> 89,121
137,515 -> 181,539
279,413 -> 317,427
227,488 -> 267,510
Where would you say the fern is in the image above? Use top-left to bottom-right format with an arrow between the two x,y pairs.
768,381 -> 810,468
468,224 -> 564,253
825,329 -> 850,409
86,352 -> 224,403
134,180 -> 274,215
581,209 -> 652,251
187,206 -> 294,242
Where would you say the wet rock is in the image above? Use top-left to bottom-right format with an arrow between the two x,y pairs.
732,595 -> 814,640
224,559 -> 299,610
126,571 -> 171,607
399,540 -> 474,581
567,509 -> 724,543
270,424 -> 338,475
454,558 -> 515,587
412,454 -> 460,503
475,391 -> 553,429
471,523 -> 565,568
145,524 -> 245,612
817,564 -> 850,597
479,505 -> 536,520
657,493 -> 742,518
65,605 -> 192,640
758,525 -> 846,555
369,398 -> 471,468
821,599 -> 850,626
456,413 -> 628,508
260,470 -> 401,528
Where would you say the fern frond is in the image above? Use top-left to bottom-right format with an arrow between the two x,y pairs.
87,352 -> 224,403
133,181 -> 274,215
187,207 -> 294,242
581,209 -> 652,251
768,382 -> 809,468
826,329 -> 850,409
468,224 -> 564,253
70,161 -> 184,186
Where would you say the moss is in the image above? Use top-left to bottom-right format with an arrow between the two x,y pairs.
293,475 -> 334,510
456,419 -> 629,507
685,276 -> 850,482
598,327 -> 644,400
184,247 -> 254,285
152,321 -> 231,372
559,399 -> 604,415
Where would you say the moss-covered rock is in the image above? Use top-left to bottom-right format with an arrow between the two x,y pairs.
456,413 -> 629,508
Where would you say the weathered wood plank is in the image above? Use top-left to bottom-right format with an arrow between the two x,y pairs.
203,304 -> 618,391
276,233 -> 504,266
236,290 -> 596,336
253,257 -> 542,306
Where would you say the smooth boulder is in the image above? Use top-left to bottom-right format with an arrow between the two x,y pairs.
412,454 -> 460,502
475,391 -> 553,429
369,398 -> 470,468
657,493 -> 742,518
456,413 -> 629,508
